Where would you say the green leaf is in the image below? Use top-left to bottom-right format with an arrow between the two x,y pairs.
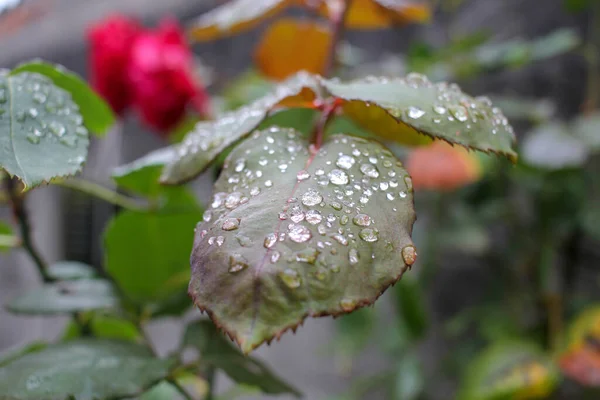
521,122 -> 588,169
11,61 -> 115,136
189,127 -> 416,353
0,339 -> 176,400
6,279 -> 118,315
0,71 -> 90,189
47,260 -> 97,280
112,148 -> 177,197
458,341 -> 559,400
104,191 -> 202,315
189,0 -> 291,41
333,307 -> 376,373
63,312 -> 142,342
393,351 -> 424,400
183,320 -> 301,397
137,381 -> 183,400
160,72 -> 322,184
0,343 -> 46,368
322,74 -> 517,159
393,274 -> 428,341
0,221 -> 14,252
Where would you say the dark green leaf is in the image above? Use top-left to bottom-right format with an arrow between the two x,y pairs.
0,339 -> 176,400
189,128 -> 416,353
0,221 -> 14,252
6,279 -> 118,315
0,71 -> 89,189
11,61 -> 115,136
63,313 -> 142,342
47,260 -> 97,280
333,307 -> 376,372
221,69 -> 274,111
137,381 -> 183,400
393,274 -> 428,341
322,74 -> 517,160
183,320 -> 301,397
160,72 -> 322,184
0,343 -> 46,368
521,122 -> 588,169
458,341 -> 559,400
104,190 -> 202,314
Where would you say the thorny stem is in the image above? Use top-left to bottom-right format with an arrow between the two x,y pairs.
4,176 -> 54,282
323,0 -> 353,77
54,178 -> 148,212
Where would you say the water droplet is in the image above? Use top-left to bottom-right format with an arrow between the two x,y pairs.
399,191 -> 407,198
340,215 -> 349,225
295,247 -> 319,264
402,245 -> 417,267
336,155 -> 355,169
280,268 -> 301,289
216,236 -> 225,246
340,299 -> 357,311
27,108 -> 38,118
360,163 -> 379,178
449,105 -> 469,122
359,228 -> 379,242
330,201 -> 342,211
229,254 -> 249,273
288,224 -> 312,243
331,233 -> 348,246
234,159 -> 246,172
349,248 -> 359,264
26,375 -> 43,390
407,106 -> 425,119
315,267 -> 328,281
353,214 -> 371,227
305,209 -> 322,225
264,233 -> 277,248
250,187 -> 260,196
290,208 -> 305,223
26,134 -> 40,144
32,92 -> 47,104
270,251 -> 281,263
387,193 -> 395,200
301,189 -> 323,206
16,111 -> 25,122
49,121 -> 66,137
225,192 -> 242,209
380,182 -> 389,190
433,104 -> 447,115
222,218 -> 240,231
297,170 -> 310,181
404,176 -> 413,192
328,169 -> 349,185
236,235 -> 253,247
265,180 -> 273,187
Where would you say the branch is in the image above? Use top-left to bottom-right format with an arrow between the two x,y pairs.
5,177 -> 53,282
323,0 -> 353,77
54,178 -> 147,212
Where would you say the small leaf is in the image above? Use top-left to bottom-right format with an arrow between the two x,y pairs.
0,339 -> 176,400
161,72 -> 322,184
47,260 -> 97,280
406,140 -> 482,191
11,61 -> 115,136
183,320 -> 301,396
255,19 -> 331,80
0,71 -> 90,189
112,147 -> 177,197
62,313 -> 142,342
189,0 -> 292,41
321,73 -> 517,159
458,341 -> 559,400
521,122 -> 588,170
189,128 -> 416,353
6,279 -> 118,315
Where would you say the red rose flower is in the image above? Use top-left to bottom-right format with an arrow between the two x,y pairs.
127,18 -> 210,133
88,14 -> 142,114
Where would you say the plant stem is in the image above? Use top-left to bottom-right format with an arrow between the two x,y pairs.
5,177 -> 53,282
323,0 -> 353,77
54,178 -> 147,212
0,234 -> 20,248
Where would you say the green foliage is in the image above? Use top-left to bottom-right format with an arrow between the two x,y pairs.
0,340 -> 176,400
0,221 -> 14,252
46,261 -> 97,280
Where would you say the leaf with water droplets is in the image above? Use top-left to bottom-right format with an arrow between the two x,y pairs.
46,260 -> 97,280
189,127 -> 416,353
161,72 -> 322,184
321,74 -> 517,160
0,339 -> 176,400
6,279 -> 117,315
11,60 -> 115,136
458,341 -> 559,400
182,320 -> 301,396
189,0 -> 293,41
0,71 -> 89,189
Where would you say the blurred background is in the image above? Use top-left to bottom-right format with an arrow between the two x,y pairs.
0,0 -> 599,399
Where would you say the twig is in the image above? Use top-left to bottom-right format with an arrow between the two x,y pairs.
323,0 -> 353,77
5,176 -> 53,282
54,178 -> 147,212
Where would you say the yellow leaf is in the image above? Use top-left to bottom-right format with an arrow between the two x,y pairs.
189,0 -> 293,41
255,19 -> 332,81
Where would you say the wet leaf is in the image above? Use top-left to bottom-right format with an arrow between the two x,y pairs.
0,71 -> 90,189
559,306 -> 600,387
0,339 -> 176,400
189,0 -> 292,41
321,74 -> 517,159
458,341 -> 559,400
161,72 -> 322,184
0,342 -> 46,369
406,140 -> 482,191
255,19 -> 331,80
112,148 -> 177,197
521,122 -> 588,170
183,320 -> 301,396
189,127 -> 416,353
6,279 -> 118,315
314,0 -> 431,29
11,60 -> 115,136
46,260 -> 97,280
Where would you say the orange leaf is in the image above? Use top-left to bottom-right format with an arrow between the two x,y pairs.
189,0 -> 293,42
406,141 -> 481,191
255,19 -> 332,81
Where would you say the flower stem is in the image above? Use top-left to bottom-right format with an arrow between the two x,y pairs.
323,0 -> 353,77
54,178 -> 147,212
4,176 -> 53,282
